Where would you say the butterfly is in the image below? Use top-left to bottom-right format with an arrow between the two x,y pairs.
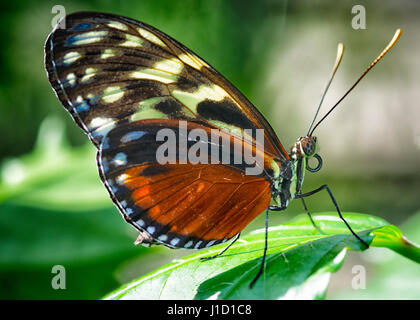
44,11 -> 401,287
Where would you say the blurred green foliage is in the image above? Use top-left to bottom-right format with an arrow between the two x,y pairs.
0,0 -> 419,299
0,119 -> 151,298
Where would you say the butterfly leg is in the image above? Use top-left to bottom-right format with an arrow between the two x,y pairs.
249,204 -> 288,287
299,196 -> 325,234
200,233 -> 241,261
249,207 -> 270,288
295,184 -> 369,248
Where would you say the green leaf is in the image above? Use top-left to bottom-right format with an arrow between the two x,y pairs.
371,225 -> 420,263
105,212 -> 420,300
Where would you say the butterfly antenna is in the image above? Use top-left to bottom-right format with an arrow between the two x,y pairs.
309,29 -> 402,137
307,43 -> 344,136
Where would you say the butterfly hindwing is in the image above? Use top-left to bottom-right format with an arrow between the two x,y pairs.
98,119 -> 271,248
45,11 -> 289,160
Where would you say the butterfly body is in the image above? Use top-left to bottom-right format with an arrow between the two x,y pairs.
269,135 -> 319,210
45,11 -> 318,250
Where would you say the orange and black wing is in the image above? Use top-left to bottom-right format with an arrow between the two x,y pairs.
98,119 -> 271,248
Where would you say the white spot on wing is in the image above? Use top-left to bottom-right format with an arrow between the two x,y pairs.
130,69 -> 177,84
116,173 -> 128,185
106,21 -> 128,31
184,241 -> 193,248
138,27 -> 166,47
154,58 -> 183,75
100,48 -> 116,59
70,30 -> 108,45
88,117 -> 111,130
66,73 -> 76,86
74,95 -> 89,112
102,86 -> 124,103
120,34 -> 144,47
177,52 -> 210,70
170,84 -> 229,113
121,131 -> 147,143
112,152 -> 127,167
206,240 -> 216,248
170,238 -> 180,246
92,122 -> 115,138
158,235 -> 168,241
178,53 -> 199,69
194,241 -> 202,249
63,51 -> 81,65
81,67 -> 97,83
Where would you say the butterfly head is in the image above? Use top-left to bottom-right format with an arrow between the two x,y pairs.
293,136 -> 317,158
291,136 -> 322,173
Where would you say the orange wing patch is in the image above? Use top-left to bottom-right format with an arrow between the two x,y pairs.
121,164 -> 270,242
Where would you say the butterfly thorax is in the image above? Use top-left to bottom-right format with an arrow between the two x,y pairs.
269,136 -> 318,209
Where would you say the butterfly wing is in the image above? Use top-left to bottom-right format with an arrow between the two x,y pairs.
44,11 -> 290,248
98,119 -> 271,248
44,11 -> 289,160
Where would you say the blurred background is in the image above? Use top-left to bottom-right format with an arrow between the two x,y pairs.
0,0 -> 419,299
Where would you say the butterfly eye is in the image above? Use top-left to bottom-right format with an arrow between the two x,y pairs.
303,142 -> 314,156
300,136 -> 317,157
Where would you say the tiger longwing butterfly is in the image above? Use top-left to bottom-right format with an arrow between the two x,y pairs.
44,11 -> 401,287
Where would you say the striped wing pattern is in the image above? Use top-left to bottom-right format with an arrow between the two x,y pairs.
45,11 -> 288,159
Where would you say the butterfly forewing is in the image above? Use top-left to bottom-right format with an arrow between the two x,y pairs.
45,11 -> 288,159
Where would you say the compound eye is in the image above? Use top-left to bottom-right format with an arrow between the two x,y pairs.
303,139 -> 316,156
